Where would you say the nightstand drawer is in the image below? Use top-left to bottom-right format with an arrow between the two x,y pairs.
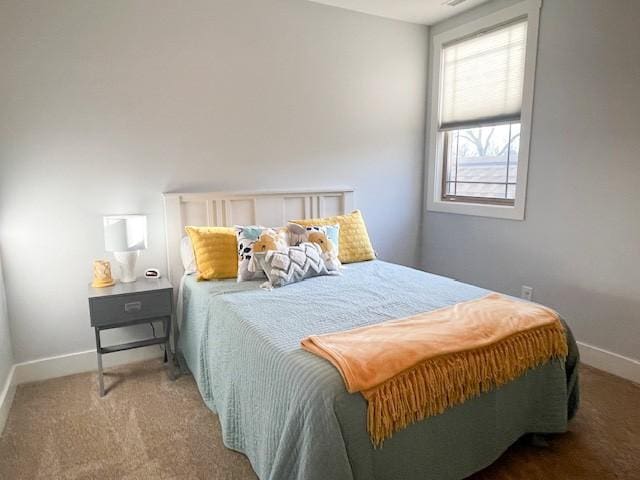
89,290 -> 172,327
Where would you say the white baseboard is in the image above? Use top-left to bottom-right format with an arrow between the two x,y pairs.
0,365 -> 16,435
13,345 -> 163,385
577,341 -> 640,384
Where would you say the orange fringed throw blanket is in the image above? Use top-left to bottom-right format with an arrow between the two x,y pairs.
301,293 -> 568,447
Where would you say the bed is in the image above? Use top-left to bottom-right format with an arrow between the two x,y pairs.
163,189 -> 579,480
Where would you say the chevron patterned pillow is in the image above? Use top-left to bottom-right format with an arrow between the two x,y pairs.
255,243 -> 336,288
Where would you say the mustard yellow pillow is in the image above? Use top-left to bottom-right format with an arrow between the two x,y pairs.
185,226 -> 238,280
292,210 -> 375,264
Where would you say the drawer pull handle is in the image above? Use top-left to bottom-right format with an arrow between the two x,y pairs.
124,301 -> 142,313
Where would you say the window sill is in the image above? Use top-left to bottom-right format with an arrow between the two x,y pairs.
426,198 -> 525,220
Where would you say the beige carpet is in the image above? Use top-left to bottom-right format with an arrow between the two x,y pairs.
0,360 -> 638,479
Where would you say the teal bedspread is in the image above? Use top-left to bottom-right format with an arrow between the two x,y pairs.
179,260 -> 579,480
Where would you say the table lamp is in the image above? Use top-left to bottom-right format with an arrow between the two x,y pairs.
103,215 -> 147,283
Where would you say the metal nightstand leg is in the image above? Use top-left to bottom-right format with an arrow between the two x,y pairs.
95,327 -> 105,397
164,315 -> 175,381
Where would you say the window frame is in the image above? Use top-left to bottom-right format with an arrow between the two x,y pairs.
425,0 -> 541,221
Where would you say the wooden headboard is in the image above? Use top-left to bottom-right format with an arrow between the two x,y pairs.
162,187 -> 354,285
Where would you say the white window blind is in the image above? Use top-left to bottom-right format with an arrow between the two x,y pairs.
439,19 -> 528,131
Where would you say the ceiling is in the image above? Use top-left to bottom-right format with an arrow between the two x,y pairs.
306,0 -> 491,25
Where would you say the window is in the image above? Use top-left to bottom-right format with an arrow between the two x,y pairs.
426,0 -> 540,220
443,122 -> 520,205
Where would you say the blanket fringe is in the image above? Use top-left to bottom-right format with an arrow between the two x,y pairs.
365,322 -> 568,447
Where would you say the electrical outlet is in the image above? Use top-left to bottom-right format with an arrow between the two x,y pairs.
521,285 -> 533,301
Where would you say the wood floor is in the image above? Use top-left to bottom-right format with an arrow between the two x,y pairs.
0,360 -> 638,479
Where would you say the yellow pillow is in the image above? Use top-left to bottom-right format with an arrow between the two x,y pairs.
185,226 -> 238,280
292,210 -> 375,264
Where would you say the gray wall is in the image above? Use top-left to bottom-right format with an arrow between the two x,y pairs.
0,0 -> 428,362
0,255 -> 13,389
423,0 -> 640,360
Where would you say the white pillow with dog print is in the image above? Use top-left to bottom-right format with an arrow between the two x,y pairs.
235,226 -> 287,282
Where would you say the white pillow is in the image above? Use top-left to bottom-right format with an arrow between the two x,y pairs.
180,236 -> 197,275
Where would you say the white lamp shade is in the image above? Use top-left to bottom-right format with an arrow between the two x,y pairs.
103,215 -> 147,252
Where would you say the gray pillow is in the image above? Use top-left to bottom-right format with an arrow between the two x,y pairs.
254,243 -> 335,288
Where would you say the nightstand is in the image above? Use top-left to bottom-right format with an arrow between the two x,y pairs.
88,277 -> 174,396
